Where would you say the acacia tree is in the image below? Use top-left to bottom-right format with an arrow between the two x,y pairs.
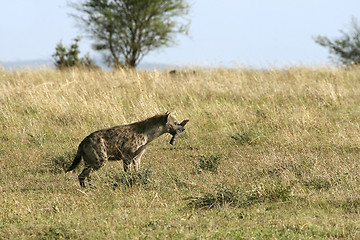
314,18 -> 360,66
71,0 -> 190,68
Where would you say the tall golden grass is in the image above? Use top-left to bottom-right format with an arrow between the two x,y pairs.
1,66 -> 360,239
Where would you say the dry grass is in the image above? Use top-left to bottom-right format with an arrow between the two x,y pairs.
1,66 -> 360,239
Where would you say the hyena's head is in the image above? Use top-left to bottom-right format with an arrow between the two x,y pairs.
165,112 -> 189,146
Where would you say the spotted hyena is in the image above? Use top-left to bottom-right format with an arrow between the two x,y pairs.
66,112 -> 189,187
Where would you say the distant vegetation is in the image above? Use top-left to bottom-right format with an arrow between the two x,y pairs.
314,17 -> 360,66
1,67 -> 360,238
52,37 -> 97,70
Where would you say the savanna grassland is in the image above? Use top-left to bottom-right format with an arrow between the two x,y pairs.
1,66 -> 360,239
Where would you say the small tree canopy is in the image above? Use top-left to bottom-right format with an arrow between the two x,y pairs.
314,18 -> 360,66
52,37 -> 98,70
70,0 -> 190,69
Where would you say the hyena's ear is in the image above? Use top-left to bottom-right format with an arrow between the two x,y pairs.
165,111 -> 171,122
180,119 -> 189,126
163,112 -> 171,124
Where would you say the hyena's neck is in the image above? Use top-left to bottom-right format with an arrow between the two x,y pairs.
144,124 -> 167,143
133,114 -> 168,143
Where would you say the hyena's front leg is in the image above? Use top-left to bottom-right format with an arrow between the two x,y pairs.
123,160 -> 131,172
132,148 -> 146,172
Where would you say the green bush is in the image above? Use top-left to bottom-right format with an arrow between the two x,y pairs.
195,154 -> 221,173
186,183 -> 292,209
314,17 -> 360,66
45,151 -> 75,174
106,168 -> 152,189
52,37 -> 98,70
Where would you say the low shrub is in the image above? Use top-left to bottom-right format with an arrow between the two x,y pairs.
44,151 -> 75,174
106,168 -> 152,189
194,154 -> 221,173
186,183 -> 292,209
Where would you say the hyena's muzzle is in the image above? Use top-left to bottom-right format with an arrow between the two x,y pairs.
170,119 -> 189,145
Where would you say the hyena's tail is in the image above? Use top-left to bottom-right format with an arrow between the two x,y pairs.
65,145 -> 82,173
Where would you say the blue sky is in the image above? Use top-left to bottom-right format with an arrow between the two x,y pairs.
1,0 -> 360,68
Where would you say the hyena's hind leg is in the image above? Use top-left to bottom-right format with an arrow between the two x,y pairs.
79,144 -> 108,188
78,162 -> 106,188
78,166 -> 93,188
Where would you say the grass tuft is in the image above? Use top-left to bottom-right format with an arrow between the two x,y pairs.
303,176 -> 331,191
230,129 -> 262,145
106,167 -> 152,189
44,151 -> 75,174
186,183 -> 293,209
194,154 -> 221,173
